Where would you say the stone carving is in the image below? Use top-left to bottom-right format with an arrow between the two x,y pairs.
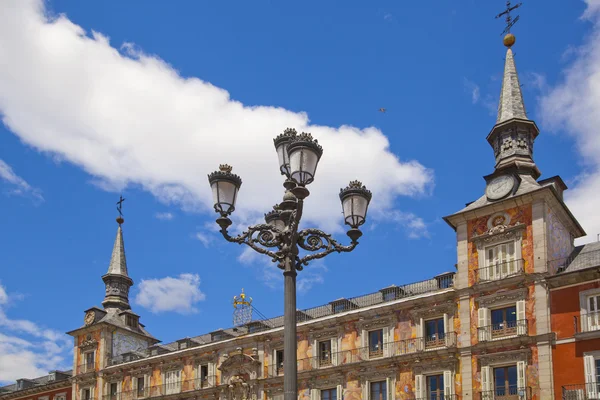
356,317 -> 392,331
105,281 -> 130,296
310,329 -> 339,340
307,373 -> 344,389
413,357 -> 457,374
225,375 -> 256,400
218,349 -> 261,382
79,335 -> 98,351
409,299 -> 456,319
473,224 -> 525,249
478,349 -> 530,366
477,288 -> 527,308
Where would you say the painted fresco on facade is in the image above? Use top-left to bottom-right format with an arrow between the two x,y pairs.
546,206 -> 573,274
345,373 -> 361,400
394,310 -> 415,341
112,330 -> 148,358
396,370 -> 414,400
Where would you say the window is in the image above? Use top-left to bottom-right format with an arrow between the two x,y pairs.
84,351 -> 95,372
369,330 -> 384,358
426,375 -> 444,400
490,306 -> 517,339
319,340 -> 332,366
478,301 -> 526,341
135,376 -> 146,398
481,362 -> 525,399
199,364 -> 209,388
484,242 -> 517,281
126,315 -> 138,328
54,394 -> 66,400
165,370 -> 181,395
382,290 -> 397,302
276,350 -> 284,375
109,382 -> 119,400
494,366 -> 518,398
370,381 -> 386,400
321,388 -> 337,400
587,295 -> 600,332
424,318 -> 445,349
82,388 -> 92,400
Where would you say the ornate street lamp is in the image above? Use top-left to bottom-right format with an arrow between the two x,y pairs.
208,128 -> 372,400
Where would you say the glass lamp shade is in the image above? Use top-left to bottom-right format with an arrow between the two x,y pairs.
287,132 -> 323,185
207,164 -> 242,216
339,181 -> 372,228
273,128 -> 297,176
264,208 -> 285,231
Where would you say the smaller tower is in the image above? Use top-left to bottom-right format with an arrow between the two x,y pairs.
101,215 -> 134,311
233,289 -> 253,326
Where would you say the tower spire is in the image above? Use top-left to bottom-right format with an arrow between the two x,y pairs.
102,204 -> 133,311
486,8 -> 541,180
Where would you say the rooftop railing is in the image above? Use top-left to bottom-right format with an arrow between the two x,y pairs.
478,320 -> 527,342
562,383 -> 599,399
108,273 -> 455,366
475,259 -> 524,283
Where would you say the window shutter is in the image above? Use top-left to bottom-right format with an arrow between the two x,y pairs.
414,375 -> 424,399
383,327 -> 390,357
417,318 -> 424,351
272,349 -> 277,375
362,381 -> 369,400
584,355 -> 598,398
478,308 -> 489,341
132,377 -> 137,392
386,377 -> 395,400
516,300 -> 526,335
444,371 -> 452,396
337,385 -> 343,400
481,366 -> 491,393
361,330 -> 367,359
331,337 -> 339,366
310,388 -> 319,400
312,339 -> 318,358
517,361 -> 526,391
208,363 -> 215,380
443,313 -> 450,346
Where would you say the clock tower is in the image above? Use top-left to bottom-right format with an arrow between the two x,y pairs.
444,32 -> 586,400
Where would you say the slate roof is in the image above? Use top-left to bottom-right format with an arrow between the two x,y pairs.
0,371 -> 72,393
106,225 -> 128,276
497,48 -> 528,123
561,242 -> 600,273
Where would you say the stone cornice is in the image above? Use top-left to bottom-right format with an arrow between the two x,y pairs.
355,316 -> 393,332
477,348 -> 530,366
409,299 -> 456,320
471,223 -> 525,247
306,372 -> 345,388
357,365 -> 398,382
476,288 -> 527,308
412,356 -> 457,374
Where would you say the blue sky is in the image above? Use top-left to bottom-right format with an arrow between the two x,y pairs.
1,0 -> 600,383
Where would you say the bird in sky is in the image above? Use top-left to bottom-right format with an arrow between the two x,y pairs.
378,108 -> 386,113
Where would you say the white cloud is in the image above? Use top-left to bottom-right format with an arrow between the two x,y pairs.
539,0 -> 600,244
0,283 -> 71,383
463,78 -> 481,104
0,0 -> 433,240
194,232 -> 214,248
0,159 -> 43,203
155,212 -> 174,221
134,273 -> 206,314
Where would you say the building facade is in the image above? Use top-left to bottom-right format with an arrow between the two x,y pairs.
2,34 -> 600,400
0,371 -> 72,400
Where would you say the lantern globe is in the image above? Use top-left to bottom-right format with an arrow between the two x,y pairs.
339,180 -> 372,228
273,128 -> 297,177
287,132 -> 323,186
207,164 -> 242,217
264,207 -> 285,232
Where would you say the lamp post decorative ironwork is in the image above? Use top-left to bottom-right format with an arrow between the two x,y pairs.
208,128 -> 372,400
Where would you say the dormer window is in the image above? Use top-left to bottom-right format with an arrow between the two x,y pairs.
126,315 -> 138,328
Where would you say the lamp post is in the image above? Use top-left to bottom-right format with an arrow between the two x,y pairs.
208,128 -> 372,400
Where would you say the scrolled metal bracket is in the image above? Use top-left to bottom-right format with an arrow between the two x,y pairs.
219,223 -> 284,263
295,228 -> 357,269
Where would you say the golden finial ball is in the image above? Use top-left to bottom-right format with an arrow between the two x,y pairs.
503,33 -> 516,48
116,216 -> 124,224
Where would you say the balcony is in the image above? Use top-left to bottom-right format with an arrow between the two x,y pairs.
103,377 -> 217,400
563,384 -> 600,399
479,387 -> 532,400
475,259 -> 524,283
268,333 -> 457,376
575,311 -> 600,335
478,320 -> 527,342
76,363 -> 95,375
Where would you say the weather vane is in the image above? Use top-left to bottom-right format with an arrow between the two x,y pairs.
495,1 -> 523,36
116,195 -> 126,217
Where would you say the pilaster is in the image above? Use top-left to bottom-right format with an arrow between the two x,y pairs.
532,200 -> 547,273
460,352 -> 473,400
456,222 -> 469,290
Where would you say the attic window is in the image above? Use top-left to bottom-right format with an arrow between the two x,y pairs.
126,315 -> 138,328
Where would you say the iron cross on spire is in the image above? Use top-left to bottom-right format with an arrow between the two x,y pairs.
116,195 -> 126,217
495,1 -> 523,35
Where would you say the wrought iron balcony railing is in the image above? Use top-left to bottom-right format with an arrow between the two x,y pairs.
76,363 -> 95,374
415,395 -> 457,400
574,311 -> 600,334
102,377 -> 217,400
479,386 -> 532,400
562,383 -> 600,399
475,259 -> 524,283
478,320 -> 527,342
267,332 -> 457,376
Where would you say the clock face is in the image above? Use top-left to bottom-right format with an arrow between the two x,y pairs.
84,311 -> 95,326
486,175 -> 515,200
